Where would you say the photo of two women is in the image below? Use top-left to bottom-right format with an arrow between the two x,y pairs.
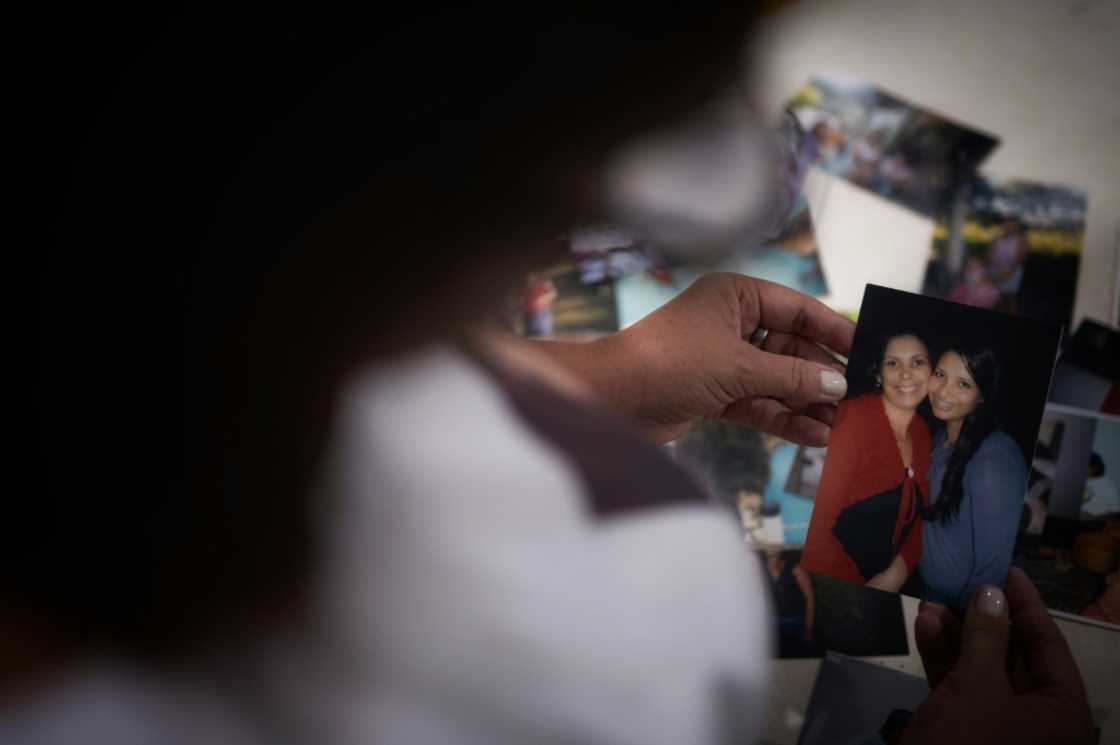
801,285 -> 1062,611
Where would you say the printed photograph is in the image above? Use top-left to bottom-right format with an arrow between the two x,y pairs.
756,549 -> 909,660
787,75 -> 998,217
516,263 -> 619,339
785,445 -> 828,501
1014,404 -> 1120,623
798,653 -> 929,745
674,423 -> 817,547
922,175 -> 1087,332
1049,319 -> 1120,415
799,285 -> 1062,611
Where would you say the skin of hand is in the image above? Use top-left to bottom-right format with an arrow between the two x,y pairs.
865,554 -> 909,593
526,272 -> 854,445
900,567 -> 1095,745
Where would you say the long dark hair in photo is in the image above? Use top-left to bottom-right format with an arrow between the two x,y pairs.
924,345 -> 1001,523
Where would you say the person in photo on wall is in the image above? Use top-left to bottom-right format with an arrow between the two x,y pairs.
985,216 -> 1028,314
913,345 -> 1028,610
1081,452 -> 1120,520
948,255 -> 1000,310
801,332 -> 932,593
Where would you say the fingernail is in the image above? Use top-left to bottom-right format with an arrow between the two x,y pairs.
975,585 -> 1007,618
820,369 -> 847,398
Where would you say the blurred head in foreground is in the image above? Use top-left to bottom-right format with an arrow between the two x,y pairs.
27,4 -> 767,679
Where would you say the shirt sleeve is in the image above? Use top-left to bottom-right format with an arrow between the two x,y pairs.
800,399 -> 864,581
956,435 -> 1028,606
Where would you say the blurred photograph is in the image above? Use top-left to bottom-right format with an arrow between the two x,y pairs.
800,285 -> 1061,610
798,653 -> 929,745
785,444 -> 828,500
922,175 -> 1087,331
1049,319 -> 1120,414
1014,405 -> 1120,622
787,75 -> 998,216
756,549 -> 909,659
516,264 -> 619,338
676,423 -> 820,547
615,195 -> 828,328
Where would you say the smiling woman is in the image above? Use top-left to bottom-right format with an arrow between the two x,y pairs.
918,345 -> 1028,610
802,284 -> 1062,608
800,331 -> 933,593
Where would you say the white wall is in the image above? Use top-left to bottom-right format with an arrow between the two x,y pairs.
748,0 -> 1120,325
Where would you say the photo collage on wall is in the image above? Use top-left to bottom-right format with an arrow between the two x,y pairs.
513,72 -> 1115,643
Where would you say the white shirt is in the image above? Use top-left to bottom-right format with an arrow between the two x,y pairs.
2,348 -> 771,745
1082,475 -> 1120,517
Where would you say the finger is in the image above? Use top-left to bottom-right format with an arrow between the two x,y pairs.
1004,567 -> 1088,698
736,275 -> 855,356
915,604 -> 959,690
768,398 -> 837,424
741,347 -> 847,403
799,401 -> 837,427
956,584 -> 1011,686
756,330 -> 846,373
918,599 -> 961,635
721,397 -> 831,447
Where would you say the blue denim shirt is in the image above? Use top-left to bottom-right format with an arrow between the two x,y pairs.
919,429 -> 1027,609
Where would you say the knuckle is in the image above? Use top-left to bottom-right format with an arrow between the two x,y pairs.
792,358 -> 816,397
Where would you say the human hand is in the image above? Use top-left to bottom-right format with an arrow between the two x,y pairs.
865,573 -> 898,593
901,567 -> 1095,745
865,555 -> 908,593
597,273 -> 853,444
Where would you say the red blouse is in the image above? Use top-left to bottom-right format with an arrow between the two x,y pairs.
800,393 -> 931,585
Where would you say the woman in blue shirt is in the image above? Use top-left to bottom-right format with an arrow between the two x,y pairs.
918,345 -> 1028,610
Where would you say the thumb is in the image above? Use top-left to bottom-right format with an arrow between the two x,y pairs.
744,348 -> 847,402
956,584 -> 1011,683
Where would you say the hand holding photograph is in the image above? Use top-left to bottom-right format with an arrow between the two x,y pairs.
800,285 -> 1062,611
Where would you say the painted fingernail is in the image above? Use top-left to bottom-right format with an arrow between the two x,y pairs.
820,369 -> 847,398
975,585 -> 1007,618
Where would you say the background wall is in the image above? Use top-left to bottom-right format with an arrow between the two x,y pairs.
748,0 -> 1120,326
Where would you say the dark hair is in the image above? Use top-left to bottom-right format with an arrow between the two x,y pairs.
1089,453 -> 1105,477
856,331 -> 930,397
924,346 -> 1001,523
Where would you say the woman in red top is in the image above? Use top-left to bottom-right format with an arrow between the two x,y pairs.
801,333 -> 933,592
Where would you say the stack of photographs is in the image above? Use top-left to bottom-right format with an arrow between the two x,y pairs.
787,74 -> 1091,338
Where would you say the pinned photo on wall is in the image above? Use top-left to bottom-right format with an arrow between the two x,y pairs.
922,175 -> 1087,333
799,285 -> 1061,611
786,75 -> 998,217
1015,403 -> 1120,624
516,263 -> 619,339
